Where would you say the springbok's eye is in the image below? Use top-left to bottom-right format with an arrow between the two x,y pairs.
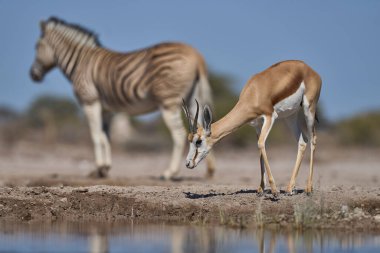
195,140 -> 202,147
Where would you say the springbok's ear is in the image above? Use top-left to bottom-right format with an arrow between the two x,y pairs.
203,105 -> 212,136
40,20 -> 46,31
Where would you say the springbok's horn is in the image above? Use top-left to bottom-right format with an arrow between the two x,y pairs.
192,99 -> 200,134
182,99 -> 192,132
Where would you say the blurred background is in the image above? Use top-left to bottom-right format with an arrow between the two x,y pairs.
0,1 -> 380,186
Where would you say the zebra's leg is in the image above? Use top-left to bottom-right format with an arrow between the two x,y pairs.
284,113 -> 308,195
205,151 -> 216,178
83,101 -> 112,178
110,112 -> 136,145
160,107 -> 186,180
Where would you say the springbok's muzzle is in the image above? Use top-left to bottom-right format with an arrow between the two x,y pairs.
186,160 -> 195,169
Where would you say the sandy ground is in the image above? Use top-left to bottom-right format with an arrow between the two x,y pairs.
0,142 -> 379,230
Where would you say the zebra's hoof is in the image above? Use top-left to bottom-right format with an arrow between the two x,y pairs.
161,169 -> 177,181
88,166 -> 110,179
160,174 -> 174,181
205,169 -> 215,179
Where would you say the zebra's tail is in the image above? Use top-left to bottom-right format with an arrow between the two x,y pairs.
184,55 -> 213,125
195,71 -> 213,109
193,53 -> 213,106
187,67 -> 213,127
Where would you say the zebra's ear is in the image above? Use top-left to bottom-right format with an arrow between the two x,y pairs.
40,20 -> 46,31
203,105 -> 212,136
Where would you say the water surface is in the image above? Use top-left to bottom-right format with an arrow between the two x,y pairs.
0,221 -> 379,253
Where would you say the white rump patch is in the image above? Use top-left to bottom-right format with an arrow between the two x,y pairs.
274,82 -> 305,119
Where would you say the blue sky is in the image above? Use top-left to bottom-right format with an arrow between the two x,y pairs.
0,0 -> 379,120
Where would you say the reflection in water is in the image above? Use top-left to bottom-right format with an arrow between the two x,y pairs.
0,221 -> 379,253
90,230 -> 109,253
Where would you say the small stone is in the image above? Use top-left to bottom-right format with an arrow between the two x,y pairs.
60,197 -> 67,203
74,188 -> 88,193
353,207 -> 366,218
374,215 -> 380,222
341,205 -> 349,217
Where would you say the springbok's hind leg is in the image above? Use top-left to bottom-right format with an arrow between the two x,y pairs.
285,113 -> 308,195
304,103 -> 317,195
161,107 -> 186,180
83,101 -> 112,178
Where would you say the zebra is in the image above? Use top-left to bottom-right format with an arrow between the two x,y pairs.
30,17 -> 216,180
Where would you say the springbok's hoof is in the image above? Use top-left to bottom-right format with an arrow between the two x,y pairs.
256,188 -> 264,197
284,188 -> 296,196
272,191 -> 280,199
305,186 -> 313,196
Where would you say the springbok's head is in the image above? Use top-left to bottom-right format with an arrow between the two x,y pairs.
30,20 -> 56,82
182,99 -> 213,169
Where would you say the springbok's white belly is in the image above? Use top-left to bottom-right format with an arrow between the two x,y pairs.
274,82 -> 305,119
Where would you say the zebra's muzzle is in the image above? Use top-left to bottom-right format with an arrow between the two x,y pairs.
30,66 -> 43,82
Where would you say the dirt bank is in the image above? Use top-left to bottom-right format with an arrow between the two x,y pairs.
0,185 -> 379,231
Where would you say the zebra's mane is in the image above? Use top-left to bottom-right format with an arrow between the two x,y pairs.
45,17 -> 101,46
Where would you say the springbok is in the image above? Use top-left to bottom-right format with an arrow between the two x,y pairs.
30,17 -> 216,180
183,60 -> 322,197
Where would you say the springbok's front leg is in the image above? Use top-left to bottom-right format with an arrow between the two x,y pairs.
83,101 -> 112,178
160,107 -> 186,180
254,123 -> 266,196
257,114 -> 279,198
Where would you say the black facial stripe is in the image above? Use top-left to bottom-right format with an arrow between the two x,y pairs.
192,148 -> 198,164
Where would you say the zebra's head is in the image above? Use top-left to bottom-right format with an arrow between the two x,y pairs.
182,100 -> 213,169
30,20 -> 56,82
